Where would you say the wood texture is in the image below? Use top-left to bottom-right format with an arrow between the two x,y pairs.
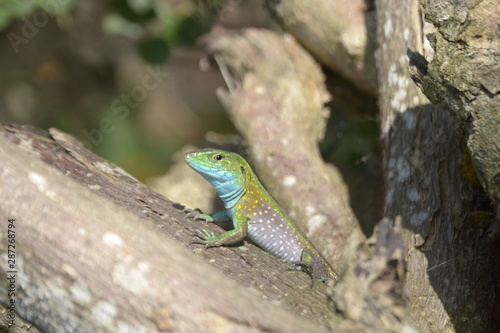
0,124 -> 333,333
0,123 -> 420,332
410,0 -> 500,219
266,0 -> 378,97
375,1 -> 497,332
202,28 -> 365,272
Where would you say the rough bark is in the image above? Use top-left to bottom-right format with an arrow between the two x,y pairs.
375,1 -> 497,332
199,26 -> 421,331
1,305 -> 42,333
408,0 -> 500,219
201,28 -> 365,272
2,1 -> 496,331
0,124 -> 418,332
265,0 -> 378,97
329,217 -> 413,332
0,124 -> 334,333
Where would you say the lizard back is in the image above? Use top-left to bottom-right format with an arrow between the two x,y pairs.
229,177 -> 311,264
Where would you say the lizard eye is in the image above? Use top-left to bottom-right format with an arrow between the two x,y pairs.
213,154 -> 224,161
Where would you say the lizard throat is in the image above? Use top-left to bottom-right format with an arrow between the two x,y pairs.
211,179 -> 246,209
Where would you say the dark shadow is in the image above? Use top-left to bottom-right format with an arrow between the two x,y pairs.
320,78 -> 382,237
383,101 -> 497,332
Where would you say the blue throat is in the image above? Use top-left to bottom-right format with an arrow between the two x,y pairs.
210,177 -> 246,209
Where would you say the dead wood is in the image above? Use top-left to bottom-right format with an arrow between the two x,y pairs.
265,0 -> 378,97
0,124 -> 334,333
201,28 -> 366,272
375,0 -> 498,332
408,0 -> 500,220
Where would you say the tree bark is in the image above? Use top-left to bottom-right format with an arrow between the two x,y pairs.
409,0 -> 500,219
0,123 -> 417,332
202,28 -> 365,271
201,27 -> 417,332
264,0 -> 378,116
2,1 -> 497,331
375,0 -> 497,332
0,124 -> 334,333
265,0 -> 378,97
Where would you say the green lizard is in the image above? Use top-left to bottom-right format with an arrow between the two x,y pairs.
184,148 -> 339,282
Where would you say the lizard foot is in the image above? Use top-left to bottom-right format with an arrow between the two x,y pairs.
184,208 -> 214,222
190,229 -> 219,248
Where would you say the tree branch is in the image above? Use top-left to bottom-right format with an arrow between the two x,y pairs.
201,28 -> 365,271
375,1 -> 497,331
265,0 -> 378,97
0,124 -> 333,332
408,0 -> 500,219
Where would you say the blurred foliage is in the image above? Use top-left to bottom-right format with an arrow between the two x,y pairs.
137,37 -> 170,64
0,0 -> 381,205
320,106 -> 381,235
0,0 -> 75,29
110,0 -> 156,23
321,107 -> 379,170
0,0 -> 207,63
0,0 -> 208,63
103,0 -> 206,64
97,0 -> 214,178
0,0 -> 219,181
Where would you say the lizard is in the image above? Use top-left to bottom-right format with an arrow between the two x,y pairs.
184,148 -> 339,282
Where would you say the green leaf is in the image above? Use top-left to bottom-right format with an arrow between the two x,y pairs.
137,37 -> 169,64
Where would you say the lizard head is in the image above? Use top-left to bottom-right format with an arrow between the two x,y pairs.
184,149 -> 252,206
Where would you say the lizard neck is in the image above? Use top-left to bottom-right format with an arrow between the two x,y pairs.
211,177 -> 246,209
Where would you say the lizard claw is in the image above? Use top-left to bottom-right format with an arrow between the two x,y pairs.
191,229 -> 218,248
196,229 -> 217,240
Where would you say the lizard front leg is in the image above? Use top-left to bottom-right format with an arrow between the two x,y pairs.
193,214 -> 248,248
185,209 -> 230,223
